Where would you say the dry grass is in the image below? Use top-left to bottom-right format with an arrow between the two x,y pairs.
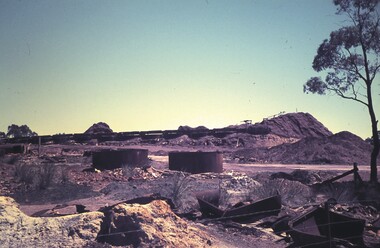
313,182 -> 358,204
14,163 -> 69,190
6,155 -> 19,165
121,160 -> 152,177
121,165 -> 137,177
218,179 -> 233,208
170,172 -> 193,208
248,179 -> 312,207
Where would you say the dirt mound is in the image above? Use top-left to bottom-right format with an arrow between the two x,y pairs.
97,200 -> 214,247
158,133 -> 297,150
84,122 -> 113,134
260,112 -> 332,138
0,196 -> 103,247
235,131 -> 373,165
178,125 -> 208,132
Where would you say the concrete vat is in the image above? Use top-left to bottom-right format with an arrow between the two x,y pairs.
92,149 -> 149,170
168,151 -> 223,174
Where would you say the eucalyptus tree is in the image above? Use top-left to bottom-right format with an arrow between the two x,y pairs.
6,124 -> 37,138
304,0 -> 380,182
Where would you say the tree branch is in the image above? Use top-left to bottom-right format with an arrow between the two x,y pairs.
371,63 -> 380,82
326,85 -> 368,106
350,82 -> 359,99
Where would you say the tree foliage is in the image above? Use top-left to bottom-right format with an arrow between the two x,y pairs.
304,0 -> 380,182
304,0 -> 380,101
6,124 -> 37,138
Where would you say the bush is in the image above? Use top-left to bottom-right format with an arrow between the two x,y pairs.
312,182 -> 358,204
121,165 -> 137,178
7,155 -> 20,165
14,163 -> 69,190
248,179 -> 312,207
121,160 -> 152,177
170,172 -> 192,208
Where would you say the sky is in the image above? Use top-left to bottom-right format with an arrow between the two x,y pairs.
0,0 -> 379,138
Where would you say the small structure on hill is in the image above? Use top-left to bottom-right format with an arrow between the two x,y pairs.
92,149 -> 149,170
168,151 -> 223,174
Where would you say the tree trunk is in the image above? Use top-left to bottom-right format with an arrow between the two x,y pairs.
370,120 -> 379,183
367,83 -> 379,183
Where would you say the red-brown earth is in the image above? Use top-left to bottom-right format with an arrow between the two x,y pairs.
0,112 -> 379,247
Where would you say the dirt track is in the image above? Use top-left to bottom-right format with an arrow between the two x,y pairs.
225,162 -> 373,172
151,154 -> 375,179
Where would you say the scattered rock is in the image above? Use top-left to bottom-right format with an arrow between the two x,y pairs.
0,196 -> 103,248
97,200 -> 215,247
234,131 -> 373,165
260,112 -> 333,138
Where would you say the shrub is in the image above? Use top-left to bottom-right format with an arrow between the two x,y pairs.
170,172 -> 192,208
312,182 -> 357,204
121,165 -> 137,178
7,155 -> 20,165
248,179 -> 312,207
14,163 -> 69,190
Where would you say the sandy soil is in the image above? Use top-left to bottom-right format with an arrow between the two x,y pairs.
1,143 -> 379,247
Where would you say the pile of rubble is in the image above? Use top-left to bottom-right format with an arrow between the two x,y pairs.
84,122 -> 113,134
97,199 -> 214,247
233,131 -> 372,165
0,196 -> 218,247
0,196 -> 103,248
1,163 -> 380,247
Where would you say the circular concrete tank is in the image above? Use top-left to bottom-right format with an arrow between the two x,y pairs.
168,151 -> 223,174
92,149 -> 149,170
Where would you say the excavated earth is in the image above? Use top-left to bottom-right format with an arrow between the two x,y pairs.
0,152 -> 290,248
0,112 -> 379,247
233,131 -> 373,165
0,148 -> 379,248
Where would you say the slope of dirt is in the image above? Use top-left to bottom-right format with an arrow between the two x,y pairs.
0,196 -> 103,248
234,131 -> 373,165
260,112 -> 333,138
84,122 -> 113,134
178,125 -> 208,131
0,145 -> 379,247
153,133 -> 297,150
0,194 -> 285,248
98,200 -> 214,247
134,112 -> 330,150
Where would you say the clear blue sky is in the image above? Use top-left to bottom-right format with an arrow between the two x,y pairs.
0,0 -> 379,138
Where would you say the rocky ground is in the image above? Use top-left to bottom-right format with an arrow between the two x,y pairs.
0,143 -> 379,247
0,112 -> 379,247
0,148 -> 288,248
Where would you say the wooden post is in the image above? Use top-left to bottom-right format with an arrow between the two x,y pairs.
353,162 -> 363,188
38,136 -> 41,157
